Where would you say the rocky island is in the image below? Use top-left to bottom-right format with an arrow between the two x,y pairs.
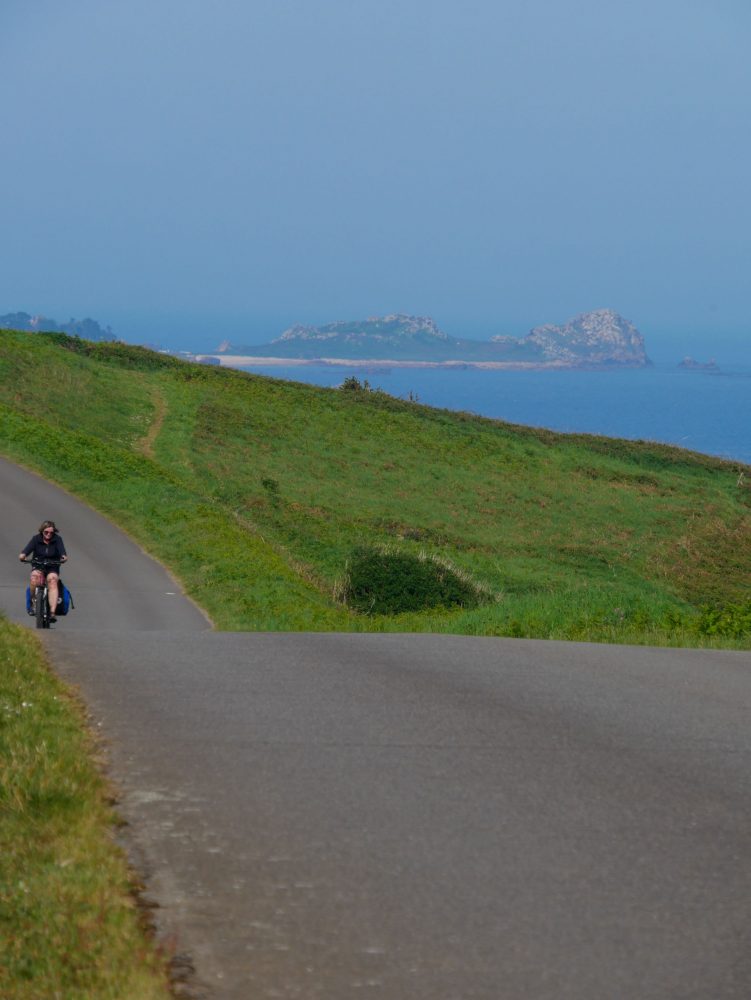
204,309 -> 651,370
501,310 -> 650,366
677,356 -> 720,373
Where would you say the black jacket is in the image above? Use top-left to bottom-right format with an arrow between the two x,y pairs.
22,533 -> 67,567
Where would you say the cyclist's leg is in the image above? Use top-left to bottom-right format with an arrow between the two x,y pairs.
30,568 -> 44,602
46,572 -> 60,618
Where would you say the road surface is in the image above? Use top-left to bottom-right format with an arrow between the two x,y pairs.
1,455 -> 750,999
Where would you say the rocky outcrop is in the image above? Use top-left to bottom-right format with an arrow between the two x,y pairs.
494,309 -> 650,366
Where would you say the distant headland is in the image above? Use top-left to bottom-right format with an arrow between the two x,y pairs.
201,310 -> 652,370
0,311 -> 115,341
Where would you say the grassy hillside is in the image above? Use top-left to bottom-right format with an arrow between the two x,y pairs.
1,329 -> 749,646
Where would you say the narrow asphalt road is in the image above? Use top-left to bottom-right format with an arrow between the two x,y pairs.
2,456 -> 750,999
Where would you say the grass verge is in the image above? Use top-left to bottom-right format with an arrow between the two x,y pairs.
0,617 -> 172,1000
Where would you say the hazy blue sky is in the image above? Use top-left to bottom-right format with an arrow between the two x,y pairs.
2,0 -> 749,358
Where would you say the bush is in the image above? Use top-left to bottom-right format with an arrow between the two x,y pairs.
339,376 -> 371,392
695,602 -> 751,638
339,545 -> 495,615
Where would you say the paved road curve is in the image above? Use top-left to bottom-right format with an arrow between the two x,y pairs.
2,456 -> 751,998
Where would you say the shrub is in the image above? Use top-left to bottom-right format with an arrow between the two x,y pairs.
339,545 -> 496,615
695,602 -> 751,638
339,376 -> 370,392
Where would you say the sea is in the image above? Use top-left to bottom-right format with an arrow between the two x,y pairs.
229,361 -> 751,465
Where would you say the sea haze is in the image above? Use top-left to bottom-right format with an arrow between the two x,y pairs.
231,362 -> 751,465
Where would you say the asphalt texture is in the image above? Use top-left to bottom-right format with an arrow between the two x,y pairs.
2,455 -> 751,999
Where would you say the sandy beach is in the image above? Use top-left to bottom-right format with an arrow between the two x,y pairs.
199,355 -> 572,371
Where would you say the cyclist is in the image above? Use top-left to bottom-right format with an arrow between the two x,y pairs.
19,520 -> 68,622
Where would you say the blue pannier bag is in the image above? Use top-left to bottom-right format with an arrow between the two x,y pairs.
24,583 -> 74,616
55,581 -> 74,616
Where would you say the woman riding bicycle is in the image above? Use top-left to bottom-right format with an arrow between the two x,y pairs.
19,520 -> 68,622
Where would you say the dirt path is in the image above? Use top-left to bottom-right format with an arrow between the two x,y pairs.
138,387 -> 167,459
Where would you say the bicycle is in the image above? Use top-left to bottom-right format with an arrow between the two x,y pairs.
23,557 -> 62,629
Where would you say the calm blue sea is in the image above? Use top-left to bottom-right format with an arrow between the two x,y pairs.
232,362 -> 751,465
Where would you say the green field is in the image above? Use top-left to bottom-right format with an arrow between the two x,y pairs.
1,328 -> 749,646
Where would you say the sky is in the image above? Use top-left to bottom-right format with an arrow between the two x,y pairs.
1,0 -> 749,360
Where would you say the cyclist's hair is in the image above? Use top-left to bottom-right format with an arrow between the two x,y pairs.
38,520 -> 57,535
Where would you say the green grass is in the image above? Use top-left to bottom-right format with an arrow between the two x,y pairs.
0,617 -> 171,1000
1,328 -> 749,645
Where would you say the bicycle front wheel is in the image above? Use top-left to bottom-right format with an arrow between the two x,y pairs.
34,588 -> 46,628
34,587 -> 50,628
